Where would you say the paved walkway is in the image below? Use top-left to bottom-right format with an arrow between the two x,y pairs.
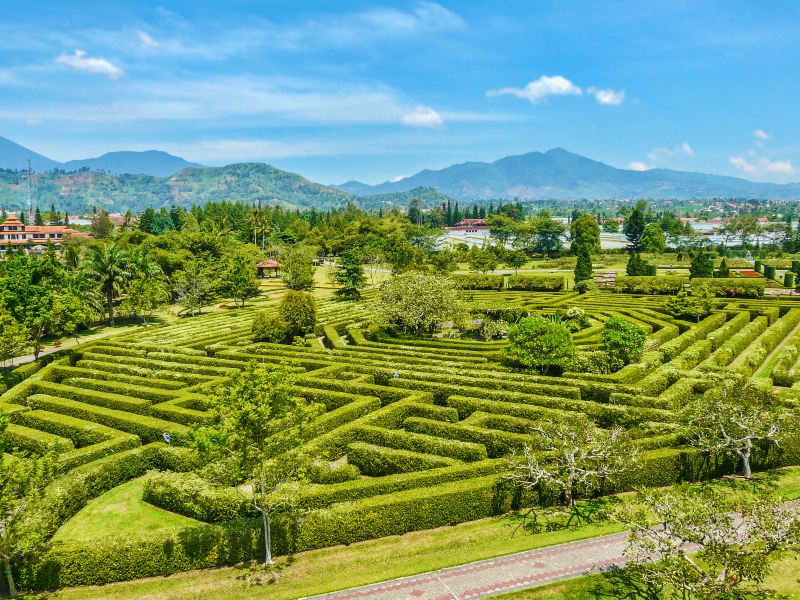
306,531 -> 631,600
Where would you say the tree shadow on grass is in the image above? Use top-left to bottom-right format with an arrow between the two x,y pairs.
501,496 -> 625,536
589,567 -> 662,600
232,555 -> 297,588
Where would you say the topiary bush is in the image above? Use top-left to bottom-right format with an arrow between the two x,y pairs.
251,312 -> 288,343
279,291 -> 317,338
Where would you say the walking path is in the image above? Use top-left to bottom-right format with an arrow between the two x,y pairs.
5,324 -> 140,367
306,531 -> 631,600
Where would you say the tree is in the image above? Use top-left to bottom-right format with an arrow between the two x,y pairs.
570,214 -> 601,254
0,312 -> 29,367
625,252 -> 647,276
602,218 -> 620,233
91,209 -> 113,238
623,486 -> 800,599
531,215 -> 566,255
684,383 -> 790,479
689,249 -> 714,278
173,259 -> 217,316
83,241 -> 129,325
573,246 -> 593,283
279,291 -> 317,338
639,223 -> 666,253
221,249 -> 260,308
251,312 -> 288,343
376,273 -> 467,336
505,316 -> 575,374
486,214 -> 517,245
664,285 -> 714,322
467,246 -> 499,273
503,249 -> 528,275
33,207 -> 44,226
280,246 -> 315,291
602,317 -> 646,370
509,413 -> 636,524
429,250 -> 458,275
196,362 -> 323,565
718,256 -> 730,277
623,201 -> 648,251
0,414 -> 59,597
333,249 -> 366,301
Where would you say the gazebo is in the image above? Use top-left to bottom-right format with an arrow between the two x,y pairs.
256,259 -> 279,278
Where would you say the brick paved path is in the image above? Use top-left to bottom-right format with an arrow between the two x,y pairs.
306,531 -> 631,600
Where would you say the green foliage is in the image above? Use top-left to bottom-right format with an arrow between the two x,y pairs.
220,247 -> 260,308
691,277 -> 764,298
333,249 -> 366,300
625,252 -> 648,276
573,246 -> 593,283
664,285 -> 714,321
689,250 -> 714,278
279,291 -> 317,338
718,256 -> 730,277
251,312 -> 288,343
467,246 -> 499,273
614,275 -> 686,294
602,317 -> 646,371
505,316 -> 576,374
506,274 -> 565,291
639,223 -> 666,253
451,273 -> 504,290
280,246 -> 316,291
377,273 -> 467,336
623,201 -> 648,251
569,214 -> 601,254
574,279 -> 597,294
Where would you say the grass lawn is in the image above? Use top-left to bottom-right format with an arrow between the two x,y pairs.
52,477 -> 199,543
496,551 -> 800,599
45,467 -> 800,600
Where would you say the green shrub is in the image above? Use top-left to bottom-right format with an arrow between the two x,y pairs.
450,274 -> 504,290
279,291 -> 318,338
251,312 -> 288,343
506,274 -> 565,291
692,278 -> 765,298
614,276 -> 686,294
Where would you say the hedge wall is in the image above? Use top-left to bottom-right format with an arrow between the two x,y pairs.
506,274 -> 565,291
692,278 -> 765,298
450,274 -> 504,290
614,276 -> 686,294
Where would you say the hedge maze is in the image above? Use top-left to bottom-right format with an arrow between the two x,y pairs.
3,288 -> 800,588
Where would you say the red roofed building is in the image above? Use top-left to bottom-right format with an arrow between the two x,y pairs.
447,218 -> 489,232
0,215 -> 90,254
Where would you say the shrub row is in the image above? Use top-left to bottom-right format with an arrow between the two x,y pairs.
346,441 -> 461,476
691,278 -> 765,298
614,276 -> 686,294
506,274 -> 565,291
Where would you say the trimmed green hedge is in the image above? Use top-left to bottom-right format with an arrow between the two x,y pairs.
692,278 -> 765,298
451,274 -> 504,290
614,276 -> 686,294
347,441 -> 461,475
506,274 -> 565,291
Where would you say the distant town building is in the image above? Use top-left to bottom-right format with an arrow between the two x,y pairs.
0,215 -> 90,254
447,218 -> 489,232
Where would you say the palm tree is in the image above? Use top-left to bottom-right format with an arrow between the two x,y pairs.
83,241 -> 130,325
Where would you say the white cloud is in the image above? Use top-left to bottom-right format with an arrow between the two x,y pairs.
401,105 -> 443,128
589,87 -> 625,106
137,31 -> 159,48
627,161 -> 651,171
487,75 -> 582,104
56,50 -> 122,79
389,174 -> 408,182
166,138 -> 330,162
752,128 -> 770,140
730,155 -> 795,176
648,142 -> 694,161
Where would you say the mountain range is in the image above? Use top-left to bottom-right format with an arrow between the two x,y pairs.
2,136 -> 800,214
337,148 -> 800,201
0,136 -> 200,177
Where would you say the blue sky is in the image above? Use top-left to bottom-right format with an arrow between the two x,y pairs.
0,1 -> 798,185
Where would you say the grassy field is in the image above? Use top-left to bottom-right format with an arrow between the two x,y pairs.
45,467 -> 800,600
52,477 -> 199,543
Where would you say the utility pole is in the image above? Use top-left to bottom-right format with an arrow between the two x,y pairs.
27,159 -> 34,224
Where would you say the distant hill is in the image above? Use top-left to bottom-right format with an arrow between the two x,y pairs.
0,136 -> 200,177
357,186 -> 454,210
0,163 -> 354,214
62,150 -> 201,177
0,136 -> 61,172
345,148 -> 800,201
